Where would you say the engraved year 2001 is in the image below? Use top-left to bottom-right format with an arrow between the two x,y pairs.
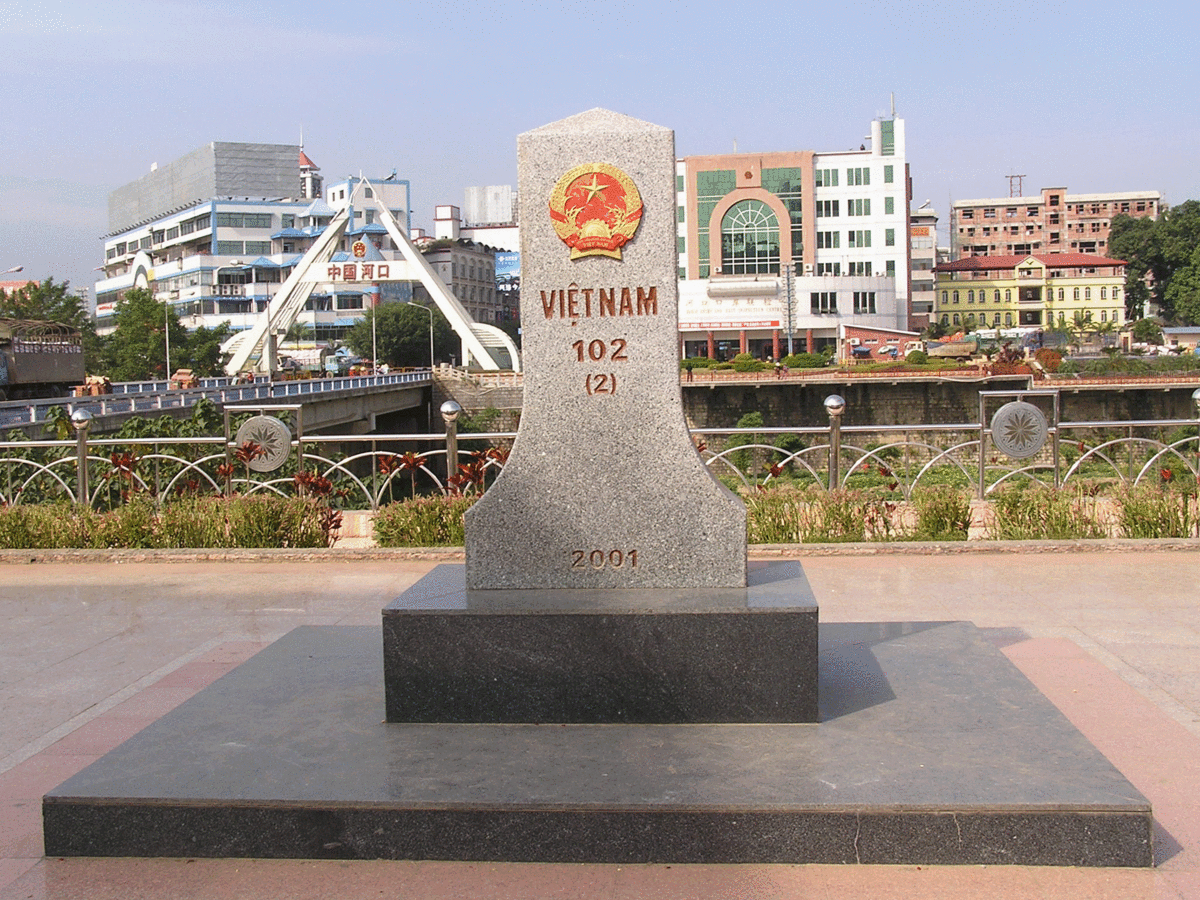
571,549 -> 639,570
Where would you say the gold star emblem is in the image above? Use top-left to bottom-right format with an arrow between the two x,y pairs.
577,175 -> 606,203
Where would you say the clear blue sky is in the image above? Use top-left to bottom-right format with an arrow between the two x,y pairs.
2,0 -> 1198,299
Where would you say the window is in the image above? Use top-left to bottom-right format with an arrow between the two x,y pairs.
953,291 -> 960,304
1114,287 -> 1121,300
848,230 -> 871,248
817,231 -> 839,249
217,241 -> 243,255
1005,289 -> 1011,301
941,314 -> 950,325
1101,287 -> 1107,299
983,208 -> 996,218
941,291 -> 948,304
961,210 -> 974,220
815,168 -> 838,187
1027,207 -> 1039,216
847,198 -> 871,216
1085,287 -> 1091,299
953,314 -> 960,325
967,290 -> 975,303
884,165 -> 894,184
1100,310 -> 1107,321
1005,312 -> 1013,325
847,261 -> 872,276
282,214 -> 295,228
165,226 -> 179,241
244,241 -> 270,255
810,291 -> 837,314
884,197 -> 894,215
847,167 -> 870,186
817,199 -> 839,217
720,199 -> 779,274
993,290 -> 1001,302
885,228 -> 895,246
678,205 -> 685,223
816,262 -> 841,276
853,291 -> 876,314
886,260 -> 895,276
1074,288 -> 1080,300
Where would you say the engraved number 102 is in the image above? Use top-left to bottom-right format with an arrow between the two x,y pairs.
571,339 -> 628,362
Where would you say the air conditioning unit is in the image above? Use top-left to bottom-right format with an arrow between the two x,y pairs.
848,338 -> 861,346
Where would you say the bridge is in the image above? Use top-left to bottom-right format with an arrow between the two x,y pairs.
0,371 -> 432,437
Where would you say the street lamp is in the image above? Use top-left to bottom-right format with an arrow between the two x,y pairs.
406,301 -> 435,371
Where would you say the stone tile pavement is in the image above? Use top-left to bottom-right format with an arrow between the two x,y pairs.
0,547 -> 1197,899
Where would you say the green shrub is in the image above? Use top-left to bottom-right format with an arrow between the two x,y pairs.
908,488 -> 971,541
0,496 -> 337,549
905,349 -> 929,365
987,486 -> 1107,540
731,353 -> 768,372
746,486 -> 897,543
1117,485 -> 1199,538
373,494 -> 477,546
680,356 -> 717,369
782,352 -> 826,369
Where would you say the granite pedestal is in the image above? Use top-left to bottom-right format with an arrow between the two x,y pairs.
43,581 -> 1152,866
382,563 -> 819,724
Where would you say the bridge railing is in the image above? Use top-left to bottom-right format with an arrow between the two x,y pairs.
2,390 -> 1198,511
0,371 -> 431,430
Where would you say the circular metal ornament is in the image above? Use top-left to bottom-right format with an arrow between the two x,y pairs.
234,415 -> 292,472
990,401 -> 1048,460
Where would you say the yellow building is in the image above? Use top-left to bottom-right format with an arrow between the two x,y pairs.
933,253 -> 1126,332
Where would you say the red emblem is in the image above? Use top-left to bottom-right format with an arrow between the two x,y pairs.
351,240 -> 368,259
549,163 -> 642,260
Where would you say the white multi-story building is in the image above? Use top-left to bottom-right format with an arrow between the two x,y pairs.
676,115 -> 915,359
95,143 -> 411,342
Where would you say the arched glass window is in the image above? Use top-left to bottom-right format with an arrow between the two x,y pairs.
1004,313 -> 1013,325
720,200 -> 779,274
994,290 -> 1001,302
1101,287 -> 1107,300
953,291 -> 960,303
1085,287 -> 1091,300
1073,288 -> 1080,300
941,314 -> 950,325
1114,287 -> 1121,300
994,313 -> 1002,326
953,313 -> 960,325
1100,310 -> 1107,321
1058,288 -> 1064,300
1005,289 -> 1012,301
966,312 -> 975,323
941,291 -> 948,304
968,290 -> 975,303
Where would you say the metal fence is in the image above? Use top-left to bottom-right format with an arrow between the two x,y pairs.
2,391 -> 1199,510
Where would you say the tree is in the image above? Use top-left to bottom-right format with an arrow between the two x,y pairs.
1110,201 -> 1200,322
104,287 -> 188,381
345,302 -> 456,368
0,277 -> 102,368
1130,317 -> 1164,345
1165,243 -> 1200,325
177,322 -> 234,377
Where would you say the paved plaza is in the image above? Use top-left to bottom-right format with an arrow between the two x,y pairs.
1,545 -> 1198,899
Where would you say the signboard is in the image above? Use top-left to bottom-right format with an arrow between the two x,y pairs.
681,320 -> 782,330
320,261 -> 411,283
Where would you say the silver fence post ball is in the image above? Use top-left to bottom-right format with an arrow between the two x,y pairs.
71,409 -> 93,505
823,395 -> 845,490
823,394 -> 846,418
1192,387 -> 1200,414
441,401 -> 462,482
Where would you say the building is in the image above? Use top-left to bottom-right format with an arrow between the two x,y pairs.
95,143 -> 412,342
411,205 -> 514,326
676,114 -> 916,358
951,187 -> 1161,260
908,205 -> 940,328
933,253 -> 1126,333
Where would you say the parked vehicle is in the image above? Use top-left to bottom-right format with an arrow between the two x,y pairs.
0,318 -> 85,400
906,335 -> 979,361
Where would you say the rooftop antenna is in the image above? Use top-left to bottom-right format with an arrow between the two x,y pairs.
890,92 -> 895,117
1007,173 -> 1025,197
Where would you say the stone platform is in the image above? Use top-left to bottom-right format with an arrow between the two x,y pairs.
383,563 -> 818,724
43,615 -> 1152,866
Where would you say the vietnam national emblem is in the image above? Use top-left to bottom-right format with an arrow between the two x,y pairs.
549,162 -> 642,260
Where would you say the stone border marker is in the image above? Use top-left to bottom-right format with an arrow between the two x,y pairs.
465,109 -> 746,590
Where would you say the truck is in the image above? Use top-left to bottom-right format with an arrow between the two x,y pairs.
0,318 -> 86,401
905,334 -> 979,362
